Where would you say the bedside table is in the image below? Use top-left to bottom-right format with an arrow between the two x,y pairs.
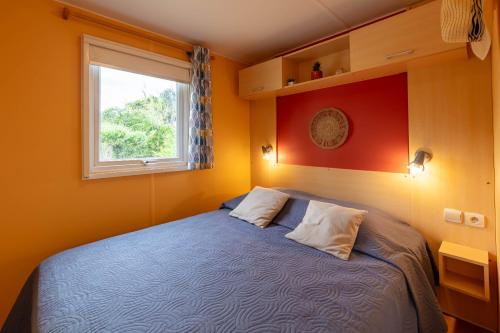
438,241 -> 490,301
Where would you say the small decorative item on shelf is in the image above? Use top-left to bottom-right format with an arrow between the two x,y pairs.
311,62 -> 323,80
287,78 -> 295,86
335,68 -> 344,75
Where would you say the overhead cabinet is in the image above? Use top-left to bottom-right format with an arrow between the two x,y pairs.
238,57 -> 284,98
238,0 -> 465,100
349,0 -> 461,71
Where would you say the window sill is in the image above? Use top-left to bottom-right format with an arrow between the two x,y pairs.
84,163 -> 190,180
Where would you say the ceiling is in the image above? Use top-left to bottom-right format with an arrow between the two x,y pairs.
59,0 -> 421,64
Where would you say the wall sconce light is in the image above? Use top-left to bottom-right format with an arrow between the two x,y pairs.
408,149 -> 433,176
262,144 -> 273,161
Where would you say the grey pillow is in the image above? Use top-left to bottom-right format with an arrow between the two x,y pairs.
229,186 -> 289,228
286,200 -> 367,260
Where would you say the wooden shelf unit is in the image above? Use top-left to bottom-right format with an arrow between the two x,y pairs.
439,241 -> 490,302
283,34 -> 350,86
253,48 -> 464,98
238,0 -> 466,100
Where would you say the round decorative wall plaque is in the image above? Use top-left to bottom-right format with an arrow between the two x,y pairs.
309,108 -> 349,149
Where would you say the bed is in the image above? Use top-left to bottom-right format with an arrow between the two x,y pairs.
2,189 -> 446,333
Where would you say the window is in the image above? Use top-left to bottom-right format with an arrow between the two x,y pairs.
82,35 -> 191,179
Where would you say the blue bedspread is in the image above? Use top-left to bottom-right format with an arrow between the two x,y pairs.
2,191 -> 445,333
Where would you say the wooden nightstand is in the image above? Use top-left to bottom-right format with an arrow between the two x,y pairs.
438,241 -> 490,302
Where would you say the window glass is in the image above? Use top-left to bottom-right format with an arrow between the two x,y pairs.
98,66 -> 180,161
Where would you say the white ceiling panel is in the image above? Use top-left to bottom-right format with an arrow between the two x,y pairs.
58,0 -> 423,64
316,0 -> 421,27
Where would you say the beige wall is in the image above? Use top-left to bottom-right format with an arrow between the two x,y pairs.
492,0 -> 500,328
407,56 -> 495,254
251,55 -> 495,255
0,0 -> 250,326
250,54 -> 497,328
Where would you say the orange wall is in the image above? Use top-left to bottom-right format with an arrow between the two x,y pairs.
492,0 -> 500,325
0,0 -> 250,325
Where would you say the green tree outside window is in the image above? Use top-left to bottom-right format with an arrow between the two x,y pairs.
100,88 -> 178,160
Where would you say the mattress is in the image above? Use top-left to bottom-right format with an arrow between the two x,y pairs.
2,190 -> 446,333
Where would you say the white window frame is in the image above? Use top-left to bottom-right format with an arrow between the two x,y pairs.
82,35 -> 191,179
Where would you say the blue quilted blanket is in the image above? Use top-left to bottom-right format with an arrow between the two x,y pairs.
2,191 -> 445,333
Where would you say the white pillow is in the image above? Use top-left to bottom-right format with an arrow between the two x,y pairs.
285,200 -> 367,260
229,186 -> 289,228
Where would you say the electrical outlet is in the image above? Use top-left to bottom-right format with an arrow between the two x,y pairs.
443,208 -> 462,224
464,212 -> 485,228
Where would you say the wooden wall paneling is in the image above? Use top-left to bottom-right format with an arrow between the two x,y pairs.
250,49 -> 497,330
252,54 -> 496,252
490,0 -> 500,328
408,52 -> 496,330
407,55 -> 495,255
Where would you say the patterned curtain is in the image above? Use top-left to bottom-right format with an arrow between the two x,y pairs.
188,46 -> 213,170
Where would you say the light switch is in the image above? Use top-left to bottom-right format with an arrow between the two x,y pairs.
464,212 -> 485,228
444,208 -> 462,224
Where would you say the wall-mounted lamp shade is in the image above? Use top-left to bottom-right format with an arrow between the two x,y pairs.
408,149 -> 432,176
262,144 -> 273,161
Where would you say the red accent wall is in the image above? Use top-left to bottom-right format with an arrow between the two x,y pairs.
277,73 -> 408,173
